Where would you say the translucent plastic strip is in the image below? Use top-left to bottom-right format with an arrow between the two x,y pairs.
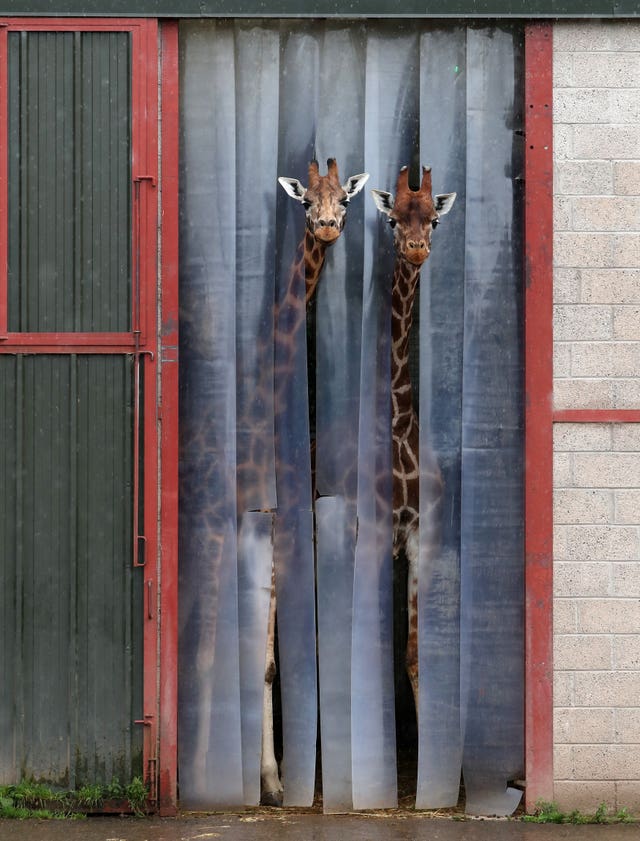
350,27 -> 425,810
314,23 -> 366,500
270,28 -> 320,806
232,22 -> 280,802
460,26 -> 525,817
416,26 -> 467,810
178,22 -> 243,808
237,512 -> 274,805
313,30 -> 366,810
363,23 -> 421,196
273,509 -> 317,806
351,262 -> 396,810
351,42 -> 399,793
315,496 -> 356,813
273,26 -> 318,516
234,21 -> 280,514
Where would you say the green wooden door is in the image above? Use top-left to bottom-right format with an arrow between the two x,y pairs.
0,22 -> 158,793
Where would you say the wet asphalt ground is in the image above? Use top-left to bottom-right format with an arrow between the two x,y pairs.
1,813 -> 639,841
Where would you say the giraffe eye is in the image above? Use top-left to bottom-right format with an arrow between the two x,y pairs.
339,198 -> 350,207
431,218 -> 439,229
388,218 -> 397,228
302,200 -> 311,210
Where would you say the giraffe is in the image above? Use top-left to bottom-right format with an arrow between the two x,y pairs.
254,158 -> 369,805
371,165 -> 456,714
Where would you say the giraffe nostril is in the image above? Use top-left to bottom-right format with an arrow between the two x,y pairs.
318,219 -> 337,228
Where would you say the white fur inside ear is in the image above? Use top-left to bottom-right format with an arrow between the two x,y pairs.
371,189 -> 394,216
278,177 -> 307,201
434,192 -> 457,215
343,172 -> 370,198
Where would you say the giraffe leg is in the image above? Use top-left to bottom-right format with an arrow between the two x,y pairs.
190,538 -> 224,802
405,528 -> 420,719
261,566 -> 283,806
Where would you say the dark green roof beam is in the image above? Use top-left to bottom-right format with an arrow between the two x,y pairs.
0,0 -> 637,18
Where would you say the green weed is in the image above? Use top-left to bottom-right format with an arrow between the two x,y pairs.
104,778 -> 125,800
0,776 -> 148,819
125,776 -> 149,815
75,784 -> 104,809
523,799 -> 636,824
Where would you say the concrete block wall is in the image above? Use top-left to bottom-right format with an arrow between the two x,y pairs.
553,21 -> 640,814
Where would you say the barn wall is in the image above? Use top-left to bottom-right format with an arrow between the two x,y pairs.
553,20 -> 640,814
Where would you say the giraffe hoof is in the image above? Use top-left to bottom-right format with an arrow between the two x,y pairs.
260,790 -> 283,807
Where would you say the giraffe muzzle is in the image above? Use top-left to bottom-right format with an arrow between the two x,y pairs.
314,223 -> 341,244
404,246 -> 429,265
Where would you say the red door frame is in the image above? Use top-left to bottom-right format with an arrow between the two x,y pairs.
0,16 -> 559,815
153,20 -> 558,814
0,17 -> 163,808
0,16 -> 559,814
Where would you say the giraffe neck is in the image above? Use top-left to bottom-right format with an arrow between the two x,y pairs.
303,228 -> 327,303
278,229 -> 327,316
391,257 -> 421,440
238,229 -> 326,510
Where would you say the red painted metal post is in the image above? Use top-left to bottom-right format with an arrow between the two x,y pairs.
158,19 -> 180,816
524,21 -> 554,811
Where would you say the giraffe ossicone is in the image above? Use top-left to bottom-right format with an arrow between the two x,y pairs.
371,164 -> 456,715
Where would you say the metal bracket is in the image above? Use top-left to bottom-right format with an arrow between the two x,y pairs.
134,174 -> 157,188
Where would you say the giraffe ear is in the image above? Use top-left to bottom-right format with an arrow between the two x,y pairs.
371,189 -> 394,216
278,177 -> 307,202
434,192 -> 457,215
342,172 -> 370,199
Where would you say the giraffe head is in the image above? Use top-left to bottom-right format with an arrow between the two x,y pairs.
371,166 -> 456,266
278,158 -> 369,245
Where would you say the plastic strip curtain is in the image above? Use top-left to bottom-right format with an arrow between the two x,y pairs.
313,24 -> 365,814
178,23 -> 243,808
237,512 -> 274,805
179,21 -> 279,807
351,24 -> 427,810
416,27 -> 467,809
458,28 -> 525,815
418,26 -> 525,813
316,23 -> 430,811
271,25 -> 321,807
178,19 -> 524,814
234,23 -> 280,806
